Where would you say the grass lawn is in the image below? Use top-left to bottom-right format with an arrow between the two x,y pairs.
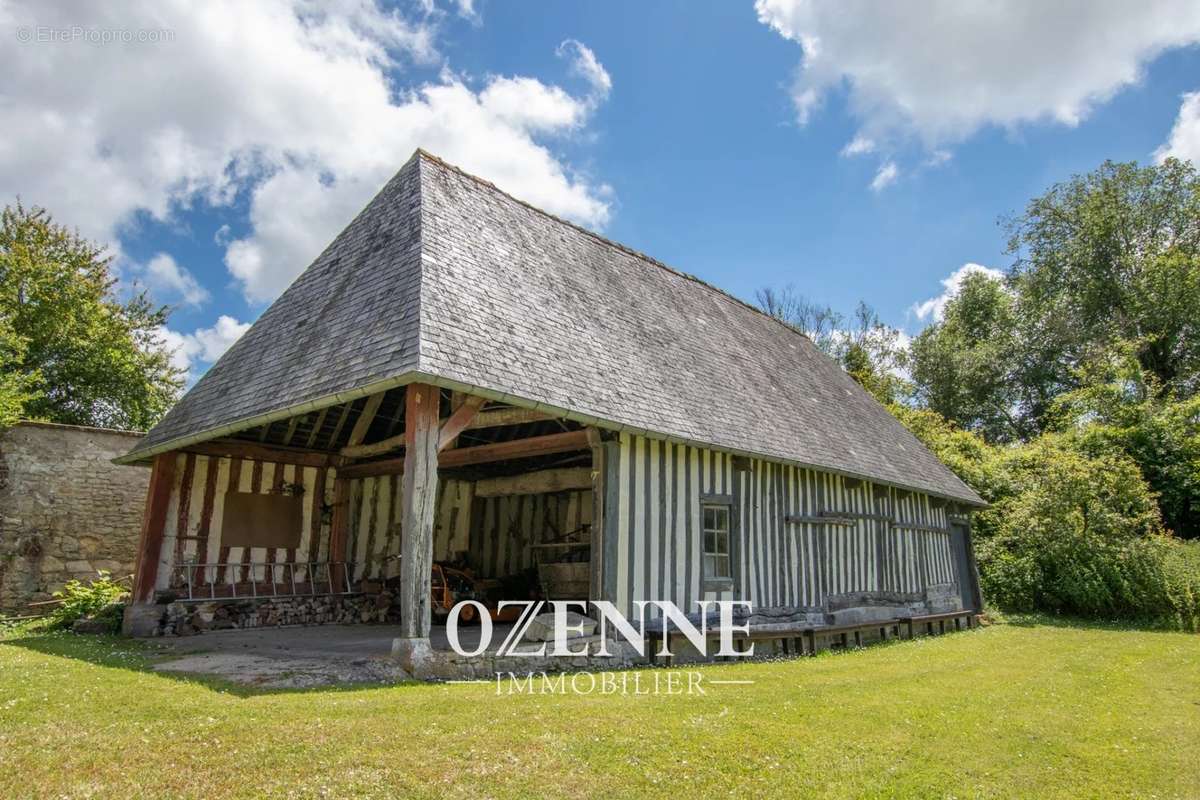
1,619 -> 1197,799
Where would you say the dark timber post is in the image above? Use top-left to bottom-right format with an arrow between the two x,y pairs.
122,452 -> 176,635
393,383 -> 440,670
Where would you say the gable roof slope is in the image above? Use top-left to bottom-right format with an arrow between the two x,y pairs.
122,150 -> 983,506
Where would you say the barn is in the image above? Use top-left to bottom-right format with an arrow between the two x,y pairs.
116,150 -> 985,674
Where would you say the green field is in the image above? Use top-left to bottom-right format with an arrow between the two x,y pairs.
1,619 -> 1197,799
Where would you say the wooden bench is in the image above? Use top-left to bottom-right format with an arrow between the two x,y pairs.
645,611 -> 977,664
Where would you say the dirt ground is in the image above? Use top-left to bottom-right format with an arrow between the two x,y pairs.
146,623 -> 508,688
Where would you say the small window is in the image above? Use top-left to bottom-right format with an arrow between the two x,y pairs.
701,502 -> 732,580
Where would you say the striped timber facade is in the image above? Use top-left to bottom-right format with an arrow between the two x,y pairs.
600,433 -> 962,618
153,433 -> 963,619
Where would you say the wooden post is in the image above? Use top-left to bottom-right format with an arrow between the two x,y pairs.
131,453 -> 176,603
398,383 -> 440,640
328,475 -> 351,591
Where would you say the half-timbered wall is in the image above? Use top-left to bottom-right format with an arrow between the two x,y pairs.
345,476 -> 478,581
469,490 -> 593,578
154,452 -> 336,590
346,476 -> 593,581
603,432 -> 960,617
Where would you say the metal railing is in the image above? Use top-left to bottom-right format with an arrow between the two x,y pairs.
167,561 -> 359,602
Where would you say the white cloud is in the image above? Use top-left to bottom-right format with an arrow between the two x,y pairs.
756,0 -> 1200,150
870,161 -> 898,192
911,263 -> 1005,323
1155,91 -> 1200,164
1,1 -> 614,304
137,253 -> 209,307
840,135 -> 875,157
558,39 -> 612,100
159,315 -> 251,380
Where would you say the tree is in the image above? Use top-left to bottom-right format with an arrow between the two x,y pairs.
1051,349 -> 1200,539
0,202 -> 182,430
1006,158 -> 1200,408
755,285 -> 844,355
909,271 -> 1027,441
757,287 -> 910,405
0,314 -> 35,427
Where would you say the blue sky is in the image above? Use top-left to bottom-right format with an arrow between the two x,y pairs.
5,1 -> 1200,379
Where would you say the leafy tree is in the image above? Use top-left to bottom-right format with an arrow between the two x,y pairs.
977,434 -> 1197,626
1006,158 -> 1200,410
909,271 -> 1027,441
0,202 -> 182,429
1052,349 -> 1200,538
0,314 -> 36,427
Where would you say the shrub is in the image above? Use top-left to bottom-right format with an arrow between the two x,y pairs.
896,406 -> 1200,628
975,436 -> 1199,627
47,572 -> 128,632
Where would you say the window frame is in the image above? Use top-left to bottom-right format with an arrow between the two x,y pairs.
700,497 -> 734,586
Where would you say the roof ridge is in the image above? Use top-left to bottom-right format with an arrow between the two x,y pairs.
411,148 -> 814,345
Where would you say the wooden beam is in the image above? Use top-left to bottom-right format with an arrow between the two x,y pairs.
327,476 -> 351,591
474,467 -> 593,497
340,397 -> 533,459
346,392 -> 384,447
304,406 -> 329,449
131,453 -> 176,603
340,429 -> 590,479
464,407 -> 553,430
182,439 -> 337,468
439,429 -> 589,468
340,430 -> 405,460
399,383 -> 440,640
438,395 -> 486,451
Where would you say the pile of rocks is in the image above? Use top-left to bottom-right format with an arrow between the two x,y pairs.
154,594 -> 385,636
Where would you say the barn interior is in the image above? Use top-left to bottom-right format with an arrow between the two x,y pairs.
158,385 -> 599,647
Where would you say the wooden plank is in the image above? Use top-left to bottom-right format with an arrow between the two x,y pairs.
399,383 -> 440,640
346,392 -> 384,447
327,474 -> 351,590
437,395 -> 486,451
474,467 -> 593,497
183,439 -> 336,468
464,407 -> 553,430
339,429 -> 591,479
131,453 -> 176,603
340,430 -> 405,460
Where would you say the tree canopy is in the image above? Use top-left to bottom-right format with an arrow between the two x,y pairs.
0,202 -> 182,430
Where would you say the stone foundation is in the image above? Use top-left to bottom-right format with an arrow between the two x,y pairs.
0,422 -> 147,614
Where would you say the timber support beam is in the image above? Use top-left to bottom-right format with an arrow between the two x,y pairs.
396,383 -> 440,658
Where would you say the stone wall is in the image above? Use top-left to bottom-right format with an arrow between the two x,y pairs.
0,422 -> 147,614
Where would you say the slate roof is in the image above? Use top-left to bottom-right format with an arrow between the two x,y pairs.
120,150 -> 983,505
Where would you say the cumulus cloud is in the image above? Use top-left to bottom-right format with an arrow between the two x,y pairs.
136,253 -> 209,307
1,1 -> 614,304
159,315 -> 251,380
756,0 -> 1200,150
1155,91 -> 1200,164
870,161 -> 898,192
911,263 -> 1005,323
